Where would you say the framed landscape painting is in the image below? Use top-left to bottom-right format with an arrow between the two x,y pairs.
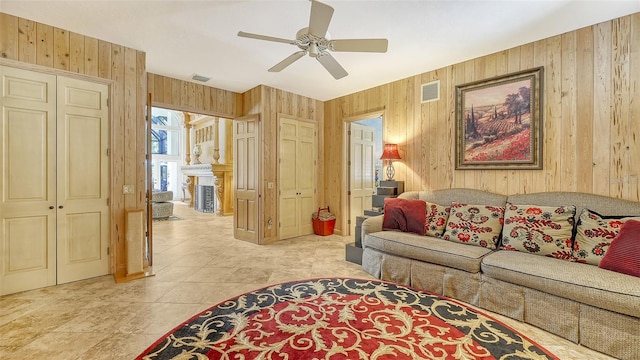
455,67 -> 543,169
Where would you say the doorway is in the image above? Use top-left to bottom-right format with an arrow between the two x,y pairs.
344,114 -> 383,237
150,108 -> 182,199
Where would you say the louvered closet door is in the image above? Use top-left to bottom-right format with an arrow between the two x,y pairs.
0,66 -> 58,295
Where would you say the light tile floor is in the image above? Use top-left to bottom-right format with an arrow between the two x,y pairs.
0,202 -> 614,359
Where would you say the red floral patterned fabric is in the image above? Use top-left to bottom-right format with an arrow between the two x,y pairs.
383,198 -> 427,235
442,202 -> 505,249
599,220 -> 640,277
573,209 -> 640,265
136,278 -> 561,360
424,202 -> 450,237
501,203 -> 575,259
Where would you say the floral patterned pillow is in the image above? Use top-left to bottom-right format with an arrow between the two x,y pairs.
442,202 -> 505,249
500,203 -> 575,259
424,202 -> 450,237
572,209 -> 640,265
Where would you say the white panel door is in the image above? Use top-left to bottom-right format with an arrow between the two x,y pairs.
349,123 -> 375,237
297,121 -> 316,236
279,117 -> 317,240
0,66 -> 110,295
56,76 -> 110,284
233,115 -> 259,243
278,120 -> 298,239
0,66 -> 57,295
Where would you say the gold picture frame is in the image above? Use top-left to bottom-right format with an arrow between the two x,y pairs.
455,67 -> 543,170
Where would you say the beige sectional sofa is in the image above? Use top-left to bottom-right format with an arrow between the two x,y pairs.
360,188 -> 640,359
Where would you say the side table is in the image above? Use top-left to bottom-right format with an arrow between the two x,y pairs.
346,215 -> 376,265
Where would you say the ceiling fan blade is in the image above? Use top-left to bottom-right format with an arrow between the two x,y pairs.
316,53 -> 348,79
237,31 -> 295,45
308,0 -> 334,38
269,51 -> 307,72
330,38 -> 389,53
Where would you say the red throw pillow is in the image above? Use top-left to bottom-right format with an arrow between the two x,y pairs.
599,219 -> 640,277
382,198 -> 427,236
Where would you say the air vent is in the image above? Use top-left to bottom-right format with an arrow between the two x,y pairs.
421,80 -> 440,103
191,74 -> 211,82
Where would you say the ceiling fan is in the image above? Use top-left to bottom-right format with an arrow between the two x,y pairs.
237,0 -> 388,80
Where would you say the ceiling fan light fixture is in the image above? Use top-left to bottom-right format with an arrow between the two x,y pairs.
309,42 -> 319,57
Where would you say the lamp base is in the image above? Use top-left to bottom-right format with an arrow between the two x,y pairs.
385,163 -> 395,181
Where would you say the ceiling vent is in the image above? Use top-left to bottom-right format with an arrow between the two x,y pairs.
191,74 -> 211,83
421,80 -> 440,103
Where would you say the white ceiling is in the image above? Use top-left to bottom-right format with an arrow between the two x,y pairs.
2,1 -> 639,101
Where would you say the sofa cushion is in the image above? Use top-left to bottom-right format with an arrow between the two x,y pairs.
382,198 -> 427,235
599,219 -> 640,277
153,191 -> 173,203
500,203 -> 575,259
573,209 -> 640,265
363,231 -> 493,273
442,202 -> 505,249
481,250 -> 640,318
424,202 -> 450,237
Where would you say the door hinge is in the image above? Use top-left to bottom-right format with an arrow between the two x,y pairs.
106,197 -> 110,206
106,97 -> 110,107
348,219 -> 351,225
348,130 -> 351,135
348,191 -> 351,196
106,148 -> 110,156
107,246 -> 110,255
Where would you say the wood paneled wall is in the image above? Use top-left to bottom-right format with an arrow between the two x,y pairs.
147,73 -> 241,118
324,13 -> 640,235
242,85 -> 324,243
0,12 -> 146,275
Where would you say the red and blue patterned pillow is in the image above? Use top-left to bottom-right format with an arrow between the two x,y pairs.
424,202 -> 450,237
442,202 -> 505,249
500,203 -> 575,259
572,209 -> 640,265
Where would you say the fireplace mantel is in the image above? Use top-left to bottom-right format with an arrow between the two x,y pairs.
180,163 -> 233,216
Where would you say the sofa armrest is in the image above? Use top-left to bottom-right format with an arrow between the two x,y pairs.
361,215 -> 384,244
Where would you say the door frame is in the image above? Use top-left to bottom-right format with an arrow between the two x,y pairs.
342,110 -> 385,237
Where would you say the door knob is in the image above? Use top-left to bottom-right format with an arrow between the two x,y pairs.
58,205 -> 64,209
49,206 -> 55,210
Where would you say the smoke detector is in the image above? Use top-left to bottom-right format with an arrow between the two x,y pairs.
191,74 -> 211,82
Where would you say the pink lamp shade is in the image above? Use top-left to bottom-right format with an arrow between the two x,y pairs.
380,143 -> 401,180
380,144 -> 401,160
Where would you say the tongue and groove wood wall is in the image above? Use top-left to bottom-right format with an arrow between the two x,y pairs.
323,13 -> 640,235
2,11 -> 639,245
0,13 -> 146,276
